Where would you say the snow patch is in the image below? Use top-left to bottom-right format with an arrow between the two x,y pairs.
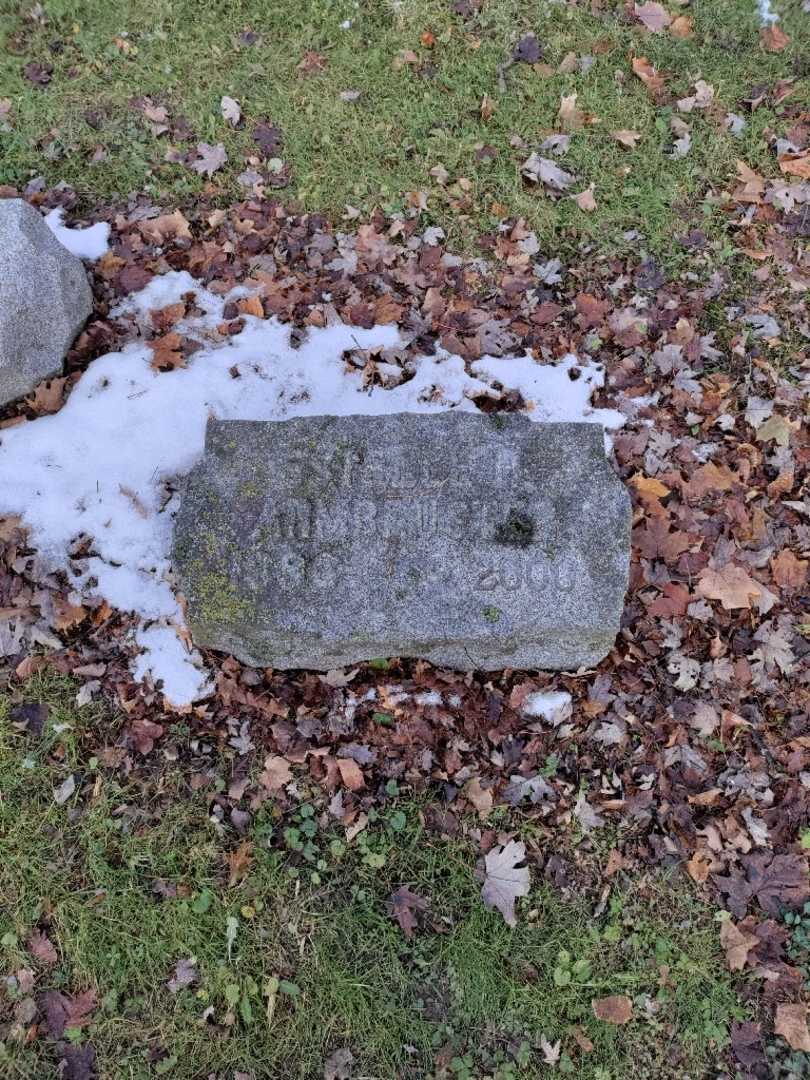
0,271 -> 624,706
757,0 -> 778,24
44,208 -> 110,260
521,691 -> 573,726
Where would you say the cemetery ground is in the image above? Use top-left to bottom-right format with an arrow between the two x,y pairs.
0,1 -> 809,1078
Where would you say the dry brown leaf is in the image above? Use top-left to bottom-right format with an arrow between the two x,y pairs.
464,776 -> 493,819
670,14 -> 694,38
53,598 -> 88,631
25,377 -> 67,416
719,919 -> 758,971
631,56 -> 666,100
227,840 -> 253,886
559,92 -> 586,131
151,302 -> 187,332
574,186 -> 597,212
771,549 -> 808,590
237,295 -> 265,318
760,24 -> 790,52
696,564 -> 763,611
611,129 -> 642,148
259,754 -> 292,792
775,1003 -> 810,1052
686,850 -> 711,883
337,757 -> 365,791
778,152 -> 810,180
149,332 -> 186,371
592,995 -> 633,1024
139,210 -> 192,244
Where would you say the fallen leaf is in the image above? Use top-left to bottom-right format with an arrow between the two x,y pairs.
190,141 -> 227,177
259,754 -> 292,792
697,564 -> 764,610
167,957 -> 198,993
559,92 -> 586,131
771,549 -> 807,590
27,930 -> 57,965
337,757 -> 365,791
227,840 -> 253,886
592,995 -> 633,1024
760,24 -> 790,52
38,989 -> 96,1038
388,885 -> 429,938
611,129 -> 641,148
574,186 -> 597,211
464,776 -> 494,818
237,294 -> 265,318
513,34 -> 542,63
521,153 -> 574,190
54,775 -> 76,805
720,919 -> 758,971
25,377 -> 67,415
220,95 -> 241,126
631,56 -> 665,100
775,1003 -> 810,1052
149,332 -> 186,371
634,2 -> 671,33
778,152 -> 810,180
670,14 -> 694,38
481,839 -> 530,927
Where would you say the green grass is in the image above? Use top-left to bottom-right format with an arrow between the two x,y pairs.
0,675 -> 747,1078
1,0 -> 807,256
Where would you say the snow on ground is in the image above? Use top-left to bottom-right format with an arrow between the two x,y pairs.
44,208 -> 110,260
757,0 -> 778,23
520,691 -> 573,726
0,271 -> 624,706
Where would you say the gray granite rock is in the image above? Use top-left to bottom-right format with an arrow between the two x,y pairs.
0,199 -> 93,407
173,414 -> 631,671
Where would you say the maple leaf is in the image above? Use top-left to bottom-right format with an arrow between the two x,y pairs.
592,995 -> 633,1024
387,885 -> 429,938
191,141 -> 227,176
38,989 -> 96,1038
220,95 -> 241,126
696,564 -> 763,610
778,152 -> 810,180
480,840 -> 530,927
634,2 -> 671,33
775,1003 -> 810,1052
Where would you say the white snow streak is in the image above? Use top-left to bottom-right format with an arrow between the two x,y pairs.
44,208 -> 110,260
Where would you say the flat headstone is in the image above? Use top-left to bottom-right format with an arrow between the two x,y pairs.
173,414 -> 631,671
0,199 -> 93,407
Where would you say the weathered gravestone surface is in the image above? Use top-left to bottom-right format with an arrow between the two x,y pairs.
0,198 -> 93,408
173,414 -> 631,671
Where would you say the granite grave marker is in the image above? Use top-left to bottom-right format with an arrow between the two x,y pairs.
173,413 -> 631,671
